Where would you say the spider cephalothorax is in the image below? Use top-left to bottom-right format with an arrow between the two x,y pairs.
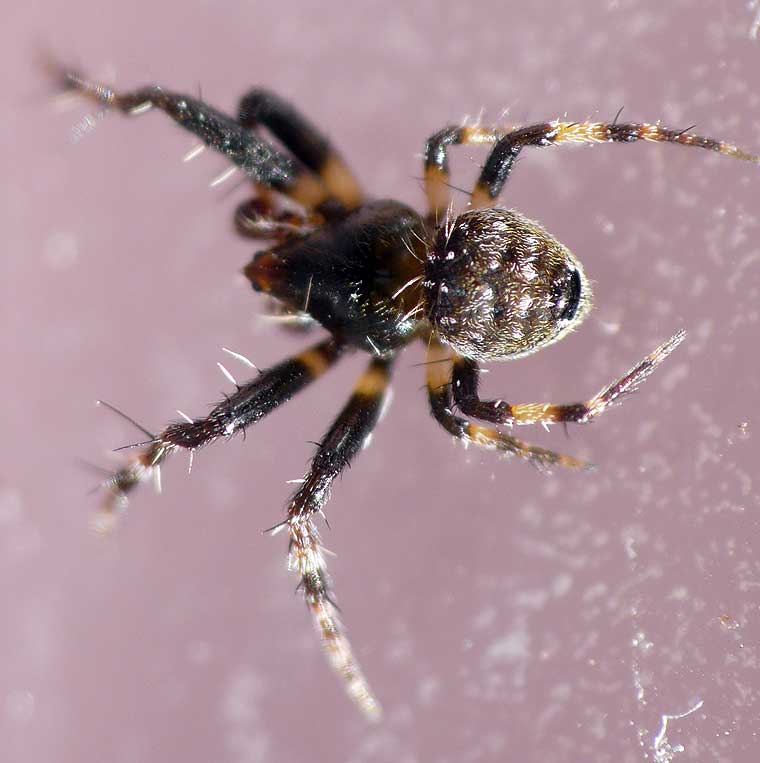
56,64 -> 759,720
423,207 -> 591,361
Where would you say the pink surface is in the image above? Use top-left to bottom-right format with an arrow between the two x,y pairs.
3,1 -> 760,761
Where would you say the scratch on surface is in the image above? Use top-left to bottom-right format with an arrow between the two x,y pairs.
652,699 -> 704,762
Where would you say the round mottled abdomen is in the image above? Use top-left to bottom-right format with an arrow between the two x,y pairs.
423,208 -> 592,361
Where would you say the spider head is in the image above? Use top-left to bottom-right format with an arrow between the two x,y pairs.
423,208 -> 592,361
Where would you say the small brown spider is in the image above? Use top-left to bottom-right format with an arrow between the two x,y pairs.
57,65 -> 759,720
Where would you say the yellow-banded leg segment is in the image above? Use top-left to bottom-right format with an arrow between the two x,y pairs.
451,330 -> 686,426
54,67 -> 333,212
283,353 -> 395,721
472,120 -> 760,208
95,339 -> 344,533
238,89 -> 363,214
423,125 -> 509,221
426,339 -> 588,471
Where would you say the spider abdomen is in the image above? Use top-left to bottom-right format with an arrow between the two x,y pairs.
423,208 -> 592,361
244,199 -> 427,354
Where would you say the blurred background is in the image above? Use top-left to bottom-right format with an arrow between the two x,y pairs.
2,0 -> 760,760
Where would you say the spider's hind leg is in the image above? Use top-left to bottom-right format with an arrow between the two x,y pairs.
280,352 -> 396,720
451,331 -> 686,427
425,339 -> 589,472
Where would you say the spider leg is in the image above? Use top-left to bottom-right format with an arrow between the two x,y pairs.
238,89 -> 363,213
424,120 -> 760,216
52,65 -> 334,213
424,125 -> 509,221
425,338 -> 589,471
471,120 -> 760,208
94,338 -> 344,533
283,352 -> 395,721
451,330 -> 686,425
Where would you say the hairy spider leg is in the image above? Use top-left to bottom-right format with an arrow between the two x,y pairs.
238,88 -> 363,212
54,67 -> 336,213
451,329 -> 686,425
424,120 -> 760,217
95,339 -> 344,533
425,339 -> 589,471
471,120 -> 760,208
283,353 -> 396,721
424,125 -> 509,221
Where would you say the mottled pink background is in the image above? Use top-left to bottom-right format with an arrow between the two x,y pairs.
3,1 -> 760,761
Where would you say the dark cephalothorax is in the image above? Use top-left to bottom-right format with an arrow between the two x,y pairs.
56,64 -> 760,720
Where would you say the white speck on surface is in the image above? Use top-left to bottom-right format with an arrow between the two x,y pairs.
667,586 -> 688,601
0,488 -> 23,525
4,691 -> 35,724
485,627 -> 530,663
472,606 -> 498,630
598,320 -> 621,335
660,363 -> 689,393
632,631 -> 653,652
416,676 -> 441,706
186,640 -> 212,665
221,670 -> 269,763
551,573 -> 573,598
43,231 -> 79,270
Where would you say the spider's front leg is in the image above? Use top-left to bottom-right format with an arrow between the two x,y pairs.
470,120 -> 760,208
423,119 -> 759,218
51,64 -> 333,212
234,87 -> 364,238
425,339 -> 588,472
279,353 -> 396,721
96,339 -> 344,533
424,125 -> 507,221
451,330 -> 686,426
238,88 -> 363,212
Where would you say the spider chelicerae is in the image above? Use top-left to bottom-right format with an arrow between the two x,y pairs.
57,65 -> 759,720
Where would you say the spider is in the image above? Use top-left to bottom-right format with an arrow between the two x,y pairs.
56,65 -> 759,720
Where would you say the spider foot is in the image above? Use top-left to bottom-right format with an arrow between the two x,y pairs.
287,516 -> 382,721
524,446 -> 594,475
584,329 -> 687,421
92,441 -> 175,535
466,423 -> 592,473
41,53 -> 116,108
